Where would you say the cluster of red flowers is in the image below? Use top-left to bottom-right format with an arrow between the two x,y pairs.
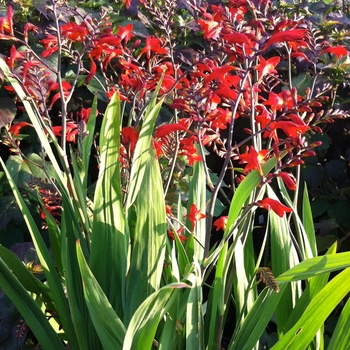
28,179 -> 62,228
1,0 -> 348,228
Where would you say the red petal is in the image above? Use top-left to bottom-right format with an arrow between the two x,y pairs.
222,32 -> 254,47
321,46 -> 348,58
263,29 -> 307,50
86,55 -> 97,84
257,198 -> 293,217
204,66 -> 239,84
154,123 -> 187,138
9,121 -> 32,136
213,216 -> 228,231
278,172 -> 297,190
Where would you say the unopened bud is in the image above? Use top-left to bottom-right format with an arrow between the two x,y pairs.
312,126 -> 323,133
243,128 -> 252,134
305,87 -> 311,99
133,39 -> 141,50
309,141 -> 322,148
304,113 -> 315,124
302,150 -> 316,157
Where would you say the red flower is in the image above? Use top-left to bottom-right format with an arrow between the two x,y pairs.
76,107 -> 97,123
278,172 -> 297,191
47,81 -> 72,109
154,123 -> 187,138
86,54 -> 97,84
207,108 -> 232,130
256,56 -> 280,82
214,84 -> 238,101
41,34 -> 58,58
203,65 -> 239,84
140,36 -> 167,60
179,136 -> 203,165
8,121 -> 33,136
167,228 -> 188,243
117,23 -> 134,43
186,204 -> 206,231
268,121 -> 309,142
24,23 -> 39,44
165,205 -> 173,216
239,146 -> 269,176
0,6 -> 14,35
34,179 -> 62,226
52,121 -> 79,143
222,32 -> 254,48
7,45 -> 24,69
213,216 -> 228,231
320,46 -> 348,58
61,22 -> 89,42
256,198 -> 293,217
263,29 -> 307,50
262,90 -> 299,114
122,0 -> 132,9
255,104 -> 273,133
121,126 -> 140,159
198,18 -> 222,40
90,34 -> 124,69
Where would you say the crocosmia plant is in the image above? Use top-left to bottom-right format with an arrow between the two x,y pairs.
0,0 -> 350,349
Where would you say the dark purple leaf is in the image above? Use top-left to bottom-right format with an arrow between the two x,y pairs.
10,242 -> 34,262
0,98 -> 16,129
326,11 -> 350,25
0,66 -> 4,84
314,220 -> 338,237
0,195 -> 23,231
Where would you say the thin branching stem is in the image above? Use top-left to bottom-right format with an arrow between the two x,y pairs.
52,0 -> 67,153
204,67 -> 252,259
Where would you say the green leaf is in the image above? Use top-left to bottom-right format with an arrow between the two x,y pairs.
288,72 -> 313,96
327,295 -> 350,350
0,257 -> 65,350
206,242 -> 228,348
0,157 -> 80,349
311,199 -> 329,218
43,207 -> 63,276
6,153 -> 56,189
125,72 -> 164,209
76,241 -> 126,350
0,245 -> 51,300
90,92 -> 127,316
237,221 -> 258,327
276,252 -> 350,281
301,164 -> 325,191
282,243 -> 337,336
229,284 -> 287,350
186,268 -> 204,350
268,185 -> 300,336
124,86 -> 166,324
205,190 -> 226,216
69,149 -> 91,241
186,150 -> 206,263
272,268 -> 350,350
61,198 -> 99,349
125,145 -> 167,324
86,75 -> 108,102
123,284 -> 186,350
125,97 -> 165,209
